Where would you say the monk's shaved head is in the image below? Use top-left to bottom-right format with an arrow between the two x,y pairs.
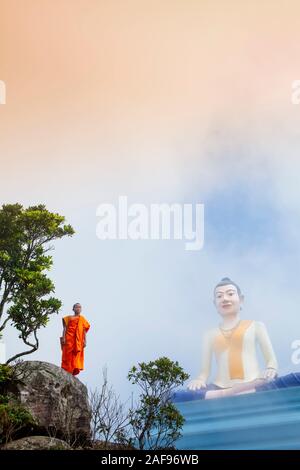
73,303 -> 82,311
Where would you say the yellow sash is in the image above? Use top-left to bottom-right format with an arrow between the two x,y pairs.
213,320 -> 252,379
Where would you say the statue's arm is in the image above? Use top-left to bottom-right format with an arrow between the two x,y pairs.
256,321 -> 278,379
197,331 -> 213,380
187,331 -> 213,390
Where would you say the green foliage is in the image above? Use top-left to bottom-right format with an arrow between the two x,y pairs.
0,397 -> 35,444
0,364 -> 12,384
0,203 -> 74,363
128,357 -> 189,450
0,363 -> 35,444
128,357 -> 189,393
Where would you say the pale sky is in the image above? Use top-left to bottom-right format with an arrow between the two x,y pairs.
1,0 -> 300,400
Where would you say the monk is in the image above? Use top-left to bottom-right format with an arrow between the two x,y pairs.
172,277 -> 278,402
61,303 -> 90,375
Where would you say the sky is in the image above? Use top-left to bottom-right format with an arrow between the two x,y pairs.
1,0 -> 300,401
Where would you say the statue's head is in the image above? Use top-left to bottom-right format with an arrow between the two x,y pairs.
73,303 -> 82,315
213,277 -> 244,317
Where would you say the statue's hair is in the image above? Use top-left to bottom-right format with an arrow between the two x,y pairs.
214,277 -> 242,296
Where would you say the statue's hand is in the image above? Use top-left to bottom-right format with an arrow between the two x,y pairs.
262,368 -> 277,381
187,378 -> 207,390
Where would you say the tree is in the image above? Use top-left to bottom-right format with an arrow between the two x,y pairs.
89,367 -> 131,447
127,357 -> 189,450
0,203 -> 74,364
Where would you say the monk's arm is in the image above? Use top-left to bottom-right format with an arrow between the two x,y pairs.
83,318 -> 90,347
256,321 -> 278,378
61,319 -> 66,345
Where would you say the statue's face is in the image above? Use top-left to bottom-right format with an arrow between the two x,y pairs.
214,284 -> 243,317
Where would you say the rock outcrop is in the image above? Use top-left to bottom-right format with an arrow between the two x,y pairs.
2,435 -> 72,450
10,361 -> 91,442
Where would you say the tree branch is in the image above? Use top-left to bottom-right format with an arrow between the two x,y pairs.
6,329 -> 39,365
0,315 -> 11,333
6,344 -> 38,365
0,282 -> 11,321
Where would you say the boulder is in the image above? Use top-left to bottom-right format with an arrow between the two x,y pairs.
2,436 -> 71,450
10,361 -> 91,441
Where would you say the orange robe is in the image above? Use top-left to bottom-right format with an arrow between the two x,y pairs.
213,320 -> 253,380
61,315 -> 90,375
